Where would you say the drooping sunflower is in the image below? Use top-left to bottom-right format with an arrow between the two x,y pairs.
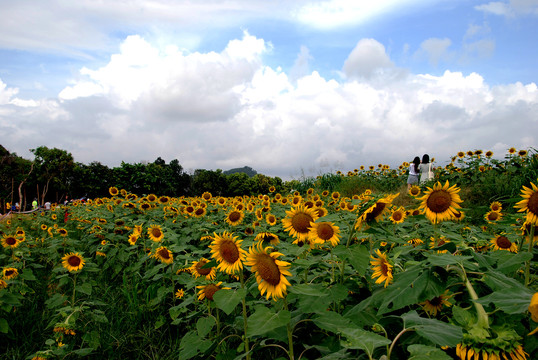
407,238 -> 423,247
484,210 -> 502,223
308,221 -> 341,247
282,205 -> 319,242
490,234 -> 517,252
244,242 -> 292,301
2,267 -> 19,280
357,193 -> 399,228
408,185 -> 421,197
147,224 -> 164,242
197,282 -> 230,301
189,258 -> 216,280
209,231 -> 247,274
370,249 -> 393,288
389,207 -> 406,224
455,342 -> 528,360
61,252 -> 85,272
254,232 -> 280,246
225,209 -> 245,226
1,234 -> 19,249
417,181 -> 463,224
514,180 -> 538,225
419,290 -> 453,316
154,246 -> 174,264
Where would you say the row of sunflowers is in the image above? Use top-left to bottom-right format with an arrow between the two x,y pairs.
1,171 -> 538,359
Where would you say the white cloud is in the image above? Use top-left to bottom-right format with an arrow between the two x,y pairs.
475,0 -> 538,17
1,35 -> 537,180
414,38 -> 453,66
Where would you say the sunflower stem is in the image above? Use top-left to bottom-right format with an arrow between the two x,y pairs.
283,298 -> 295,360
456,264 -> 489,329
387,327 -> 413,360
240,271 -> 251,360
525,224 -> 535,286
71,273 -> 77,307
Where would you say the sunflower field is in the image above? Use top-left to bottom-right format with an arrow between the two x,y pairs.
1,149 -> 538,360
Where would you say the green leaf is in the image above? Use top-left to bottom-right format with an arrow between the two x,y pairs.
339,327 -> 391,355
76,282 -> 92,295
72,348 -> 94,356
377,266 -> 425,314
451,306 -> 475,329
346,244 -> 370,275
213,288 -> 246,315
425,253 -> 473,266
289,283 -> 329,297
246,306 -> 290,337
328,284 -> 349,303
476,290 -> 533,314
407,344 -> 452,360
19,268 -> 37,281
402,311 -> 462,347
494,252 -> 533,273
313,311 -> 355,334
0,318 -> 9,333
196,316 -> 215,338
179,330 -> 212,359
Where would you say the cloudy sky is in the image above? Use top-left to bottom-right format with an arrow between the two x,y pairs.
1,0 -> 537,180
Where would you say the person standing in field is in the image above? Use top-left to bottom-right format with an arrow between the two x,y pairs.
407,156 -> 421,190
419,154 -> 434,183
32,198 -> 38,210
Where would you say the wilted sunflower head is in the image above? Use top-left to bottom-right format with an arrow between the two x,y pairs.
2,267 -> 19,280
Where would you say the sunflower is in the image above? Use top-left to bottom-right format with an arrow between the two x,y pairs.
61,252 -> 85,272
108,186 -> 119,196
1,234 -> 19,249
175,289 -> 185,299
2,267 -> 19,280
389,207 -> 406,224
419,290 -> 453,316
209,231 -> 247,274
51,213 -> 57,220
519,149 -> 528,157
254,232 -> 280,246
407,238 -> 423,247
358,193 -> 399,227
0,279 -> 7,289
486,202 -> 502,213
452,210 -> 465,221
189,258 -> 216,280
417,181 -> 463,224
282,205 -> 319,242
457,151 -> 465,158
158,196 -> 170,204
490,234 -> 517,252
57,228 -> 68,237
265,213 -> 277,226
408,185 -> 421,197
529,293 -> 538,322
485,150 -> 493,158
484,210 -> 502,223
370,249 -> 393,287
309,221 -> 340,247
455,343 -> 528,360
146,194 -> 157,202
225,209 -> 245,226
197,282 -> 230,301
244,242 -> 292,301
514,180 -> 538,225
154,246 -> 174,264
147,224 -> 164,242
193,207 -> 207,218
139,202 -> 151,211
508,147 -> 517,154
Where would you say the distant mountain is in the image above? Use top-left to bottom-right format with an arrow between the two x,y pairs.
223,166 -> 257,177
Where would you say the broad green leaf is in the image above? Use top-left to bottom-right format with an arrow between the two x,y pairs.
476,290 -> 533,314
483,271 -> 529,292
339,327 -> 391,356
346,244 -> 370,276
196,316 -> 215,338
179,330 -> 212,359
72,348 -> 94,356
493,252 -> 533,273
0,318 -> 9,333
451,306 -> 475,328
289,283 -> 329,297
377,266 -> 424,314
313,311 -> 355,334
76,282 -> 92,295
407,344 -> 452,360
246,306 -> 290,337
19,268 -> 37,281
296,291 -> 332,314
213,288 -> 246,315
426,253 -> 473,266
328,284 -> 349,303
402,311 -> 462,347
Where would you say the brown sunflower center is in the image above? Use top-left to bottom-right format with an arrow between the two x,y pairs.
5,237 -> 17,245
5,269 -> 15,277
267,215 -> 276,223
151,228 -> 162,238
195,261 -> 212,275
528,192 -> 538,215
158,248 -> 170,259
426,190 -> 451,214
291,213 -> 314,234
220,240 -> 239,263
195,208 -> 204,216
204,284 -> 220,300
256,254 -> 281,286
380,262 -> 390,276
68,256 -> 81,267
316,223 -> 334,241
487,212 -> 500,221
496,236 -> 511,249
366,202 -> 386,221
410,188 -> 420,196
429,296 -> 442,306
392,212 -> 403,222
228,211 -> 241,222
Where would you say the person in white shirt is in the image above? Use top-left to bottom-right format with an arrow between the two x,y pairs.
419,154 -> 434,183
407,156 -> 420,190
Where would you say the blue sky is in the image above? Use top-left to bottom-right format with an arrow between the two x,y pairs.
0,0 -> 537,179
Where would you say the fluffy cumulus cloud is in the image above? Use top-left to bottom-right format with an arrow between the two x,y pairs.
1,33 -> 537,179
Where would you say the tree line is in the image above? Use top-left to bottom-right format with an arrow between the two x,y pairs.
0,145 -> 284,211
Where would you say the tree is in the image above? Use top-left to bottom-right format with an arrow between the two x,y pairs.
191,169 -> 227,196
31,146 -> 75,204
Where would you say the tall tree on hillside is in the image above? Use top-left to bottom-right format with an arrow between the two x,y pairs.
31,146 -> 75,204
